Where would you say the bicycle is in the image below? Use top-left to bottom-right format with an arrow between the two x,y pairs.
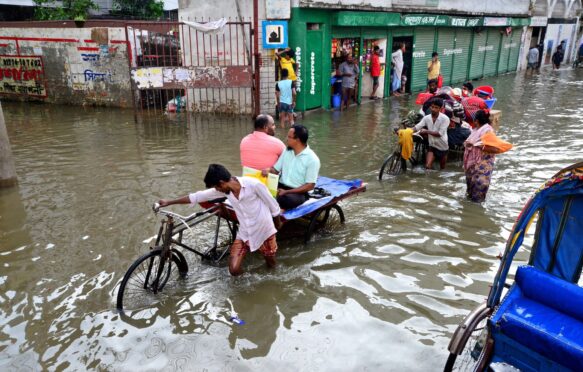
378,131 -> 427,179
116,200 -> 237,313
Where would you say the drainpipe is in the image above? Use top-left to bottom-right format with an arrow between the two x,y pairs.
253,0 -> 260,117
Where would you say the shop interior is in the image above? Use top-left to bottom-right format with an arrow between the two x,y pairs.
391,36 -> 413,94
361,39 -> 387,100
330,38 -> 361,108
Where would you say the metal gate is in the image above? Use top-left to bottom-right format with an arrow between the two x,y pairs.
125,19 -> 257,116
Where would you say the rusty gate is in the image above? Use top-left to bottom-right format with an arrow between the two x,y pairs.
125,19 -> 257,116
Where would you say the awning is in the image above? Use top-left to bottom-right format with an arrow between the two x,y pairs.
0,0 -> 36,5
163,0 -> 178,11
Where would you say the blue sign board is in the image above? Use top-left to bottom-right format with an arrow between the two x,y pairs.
262,20 -> 288,49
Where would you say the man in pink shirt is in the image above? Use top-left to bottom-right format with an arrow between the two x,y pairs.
240,114 -> 286,170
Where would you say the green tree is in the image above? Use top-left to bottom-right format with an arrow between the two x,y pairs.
33,0 -> 99,21
112,0 -> 164,20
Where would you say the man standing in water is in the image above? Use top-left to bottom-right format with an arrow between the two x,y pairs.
275,69 -> 296,128
157,164 -> 282,276
526,45 -> 539,73
414,98 -> 450,170
391,43 -> 406,95
339,55 -> 359,110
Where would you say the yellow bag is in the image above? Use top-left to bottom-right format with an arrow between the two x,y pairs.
480,131 -> 513,154
242,166 -> 279,197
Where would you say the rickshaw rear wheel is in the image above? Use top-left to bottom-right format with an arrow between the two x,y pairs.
444,312 -> 493,372
305,205 -> 345,242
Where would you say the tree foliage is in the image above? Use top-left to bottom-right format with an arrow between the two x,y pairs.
33,0 -> 99,21
112,0 -> 164,20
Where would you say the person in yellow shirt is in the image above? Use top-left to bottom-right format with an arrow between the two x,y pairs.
276,48 -> 297,124
427,52 -> 440,83
276,48 -> 297,81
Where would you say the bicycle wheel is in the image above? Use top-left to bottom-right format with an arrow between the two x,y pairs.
412,140 -> 426,166
444,313 -> 493,372
116,248 -> 188,312
305,205 -> 345,242
379,153 -> 403,179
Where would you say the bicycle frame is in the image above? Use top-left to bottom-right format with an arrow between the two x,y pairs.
154,204 -> 238,263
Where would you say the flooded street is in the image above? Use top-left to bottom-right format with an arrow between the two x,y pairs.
1,69 -> 582,371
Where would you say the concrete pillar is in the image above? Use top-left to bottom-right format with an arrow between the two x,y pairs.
0,102 -> 17,188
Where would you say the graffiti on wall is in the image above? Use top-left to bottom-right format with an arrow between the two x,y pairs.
0,55 -> 47,97
70,46 -> 117,91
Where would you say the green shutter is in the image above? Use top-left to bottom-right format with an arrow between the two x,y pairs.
484,28 -> 502,76
469,31 -> 486,79
411,28 -> 436,91
304,30 -> 324,110
498,33 -> 511,74
437,28 -> 455,85
451,29 -> 471,84
507,29 -> 521,72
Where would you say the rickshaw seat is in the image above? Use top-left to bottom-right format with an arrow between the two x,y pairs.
491,266 -> 583,370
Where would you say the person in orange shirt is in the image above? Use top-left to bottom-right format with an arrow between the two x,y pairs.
240,114 -> 286,170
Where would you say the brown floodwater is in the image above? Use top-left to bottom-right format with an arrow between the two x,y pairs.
1,68 -> 582,370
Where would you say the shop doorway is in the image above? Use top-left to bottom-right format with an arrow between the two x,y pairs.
532,27 -> 546,67
330,37 -> 361,109
361,39 -> 387,100
391,36 -> 413,94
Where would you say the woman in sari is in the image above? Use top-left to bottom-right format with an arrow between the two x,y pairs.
463,110 -> 495,202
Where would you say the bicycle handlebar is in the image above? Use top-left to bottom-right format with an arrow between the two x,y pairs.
151,199 -> 226,221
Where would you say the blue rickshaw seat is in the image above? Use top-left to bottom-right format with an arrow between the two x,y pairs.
491,266 -> 583,370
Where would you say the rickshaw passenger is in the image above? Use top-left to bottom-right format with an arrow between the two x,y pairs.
240,114 -> 285,170
263,124 -> 320,210
414,98 -> 450,170
157,164 -> 282,276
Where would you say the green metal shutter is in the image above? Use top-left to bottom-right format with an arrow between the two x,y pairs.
451,29 -> 472,84
469,32 -> 486,80
411,28 -> 436,91
484,28 -> 502,77
507,29 -> 521,72
437,28 -> 455,85
498,33 -> 511,74
304,30 -> 324,110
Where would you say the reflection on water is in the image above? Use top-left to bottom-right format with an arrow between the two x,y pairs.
1,69 -> 582,370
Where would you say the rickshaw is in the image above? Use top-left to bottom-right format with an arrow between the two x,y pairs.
116,176 -> 366,313
445,162 -> 583,371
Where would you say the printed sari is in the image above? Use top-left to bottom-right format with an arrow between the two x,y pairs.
463,124 -> 496,202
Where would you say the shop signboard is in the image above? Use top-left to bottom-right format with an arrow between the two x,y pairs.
530,16 -> 548,27
402,14 -> 449,27
484,17 -> 509,27
0,55 -> 47,97
333,11 -> 400,27
262,20 -> 288,49
266,0 -> 290,19
401,14 -> 481,27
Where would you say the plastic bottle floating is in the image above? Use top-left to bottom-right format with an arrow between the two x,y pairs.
227,298 -> 245,325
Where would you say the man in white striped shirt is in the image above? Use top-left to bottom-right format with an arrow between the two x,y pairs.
158,164 -> 282,276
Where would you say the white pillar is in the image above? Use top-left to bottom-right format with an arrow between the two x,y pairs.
0,102 -> 17,188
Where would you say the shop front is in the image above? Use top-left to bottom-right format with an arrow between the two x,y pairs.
542,18 -> 579,67
288,8 -> 530,113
